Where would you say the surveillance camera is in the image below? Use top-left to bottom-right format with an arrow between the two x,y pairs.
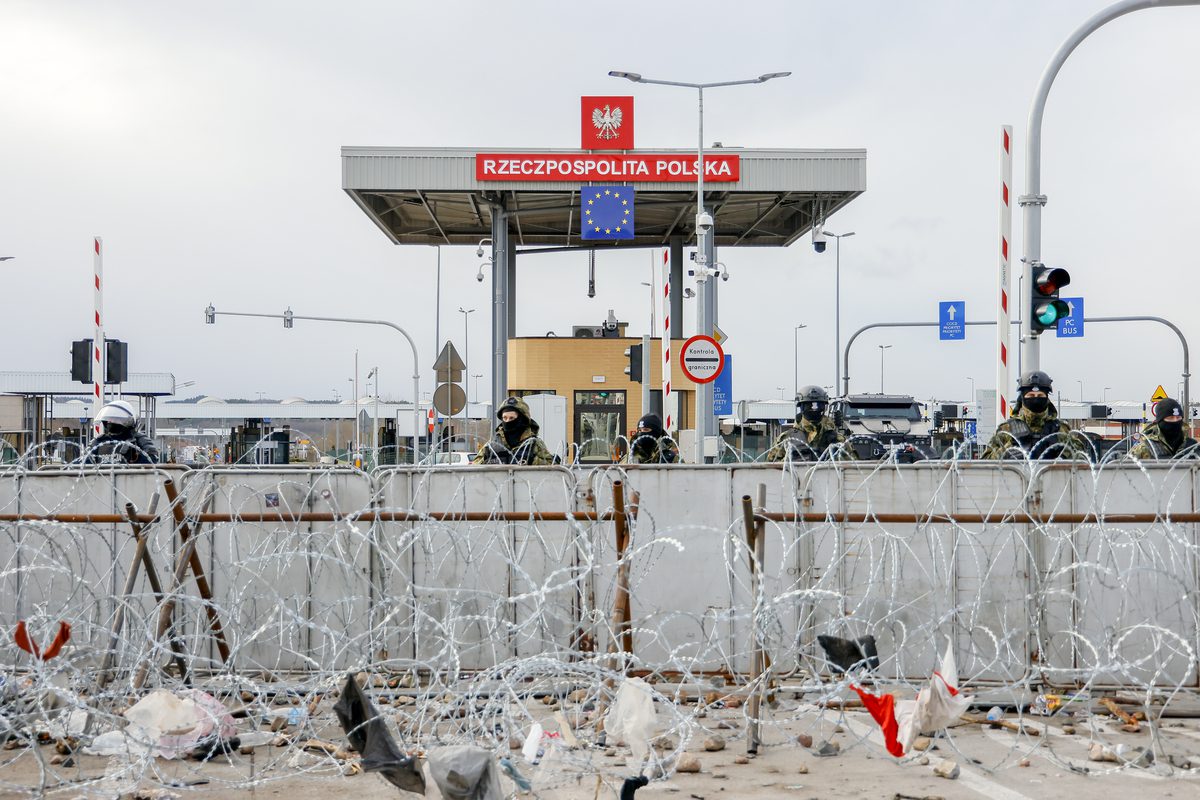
696,212 -> 714,234
720,268 -> 730,282
812,229 -> 827,254
476,246 -> 484,258
476,269 -> 485,282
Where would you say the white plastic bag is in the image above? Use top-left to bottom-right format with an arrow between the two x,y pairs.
604,677 -> 656,761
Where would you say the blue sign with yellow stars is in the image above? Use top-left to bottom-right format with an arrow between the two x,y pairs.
581,185 -> 635,240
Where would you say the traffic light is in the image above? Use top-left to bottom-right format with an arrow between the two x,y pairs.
624,343 -> 643,383
1030,264 -> 1071,334
71,339 -> 92,383
105,339 -> 128,383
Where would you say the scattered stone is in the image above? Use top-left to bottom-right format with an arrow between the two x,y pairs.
733,755 -> 749,765
653,737 -> 678,753
605,748 -> 617,757
724,698 -> 743,709
240,691 -> 255,703
1120,724 -> 1140,734
1061,725 -> 1076,735
568,688 -> 589,703
1019,758 -> 1031,767
1168,754 -> 1193,770
716,720 -> 739,730
509,737 -> 523,750
395,696 -> 415,706
912,736 -> 932,751
812,740 -> 840,758
795,763 -> 809,774
918,755 -> 930,766
704,691 -> 721,705
795,734 -> 813,748
711,772 -> 728,780
932,758 -> 960,779
675,753 -> 702,773
1088,743 -> 1118,763
49,754 -> 65,765
703,736 -> 726,752
834,724 -> 845,733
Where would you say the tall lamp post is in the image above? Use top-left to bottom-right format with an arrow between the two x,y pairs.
610,69 -> 790,462
459,307 -> 475,444
824,231 -> 855,395
966,376 -> 976,402
204,304 -> 422,464
878,344 -> 892,393
793,324 -> 807,399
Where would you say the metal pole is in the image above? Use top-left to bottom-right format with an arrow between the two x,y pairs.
462,308 -> 471,445
207,309 -> 423,465
842,315 -> 1188,412
1021,0 -> 1199,373
372,368 -> 379,460
491,203 -> 508,415
434,245 -> 441,450
835,236 -> 841,393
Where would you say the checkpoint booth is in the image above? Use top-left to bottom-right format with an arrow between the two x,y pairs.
341,95 -> 866,460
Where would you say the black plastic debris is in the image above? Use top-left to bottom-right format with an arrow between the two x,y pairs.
333,673 -> 426,795
817,634 -> 880,673
621,775 -> 650,799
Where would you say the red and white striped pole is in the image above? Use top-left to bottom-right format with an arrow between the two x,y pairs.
93,237 -> 105,436
996,126 -> 1013,426
660,249 -> 674,435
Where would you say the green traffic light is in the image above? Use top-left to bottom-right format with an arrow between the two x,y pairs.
1034,299 -> 1070,327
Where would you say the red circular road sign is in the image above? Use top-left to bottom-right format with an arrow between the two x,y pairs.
680,335 -> 725,384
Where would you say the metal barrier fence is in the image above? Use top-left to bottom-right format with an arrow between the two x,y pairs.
1,459 -> 1197,794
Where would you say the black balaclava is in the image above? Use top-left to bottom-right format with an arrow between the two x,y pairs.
502,415 -> 529,447
1155,398 -> 1185,445
800,401 -> 827,424
1022,394 -> 1050,414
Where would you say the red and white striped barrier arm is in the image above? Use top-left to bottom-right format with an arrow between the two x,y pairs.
661,249 -> 673,435
996,126 -> 1012,425
93,237 -> 105,436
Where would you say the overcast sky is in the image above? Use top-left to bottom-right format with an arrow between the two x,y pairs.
2,1 -> 1197,409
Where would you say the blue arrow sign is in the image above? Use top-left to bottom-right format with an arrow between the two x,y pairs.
1057,297 -> 1083,338
939,301 -> 965,340
964,419 -> 977,441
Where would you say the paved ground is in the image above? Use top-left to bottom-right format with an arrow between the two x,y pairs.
3,698 -> 1198,799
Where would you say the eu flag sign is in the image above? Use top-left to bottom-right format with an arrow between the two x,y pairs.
581,185 -> 634,240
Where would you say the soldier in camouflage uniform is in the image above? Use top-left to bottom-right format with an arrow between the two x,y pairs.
1128,397 -> 1198,460
981,370 -> 1087,460
472,396 -> 556,466
622,413 -> 682,465
766,385 -> 854,462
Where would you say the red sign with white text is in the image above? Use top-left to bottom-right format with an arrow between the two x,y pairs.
581,96 -> 634,150
475,153 -> 740,182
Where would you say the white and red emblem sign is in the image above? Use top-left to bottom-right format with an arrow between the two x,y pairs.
581,95 -> 634,150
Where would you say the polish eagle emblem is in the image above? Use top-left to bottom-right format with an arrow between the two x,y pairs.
592,104 -> 623,140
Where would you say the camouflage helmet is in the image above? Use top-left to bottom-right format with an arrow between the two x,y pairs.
496,395 -> 531,421
1018,370 -> 1053,394
796,385 -> 830,404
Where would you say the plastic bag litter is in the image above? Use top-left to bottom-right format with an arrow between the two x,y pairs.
426,745 -> 505,800
895,641 -> 972,752
85,689 -> 236,760
332,672 -> 425,795
604,677 -> 656,762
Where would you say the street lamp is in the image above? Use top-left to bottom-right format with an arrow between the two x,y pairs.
1077,379 -> 1084,403
611,68 -> 790,461
966,376 -> 976,401
793,324 -> 807,398
203,304 -> 423,464
471,373 -> 483,404
824,231 -> 856,395
776,386 -> 786,400
1103,386 -> 1112,405
878,344 -> 892,393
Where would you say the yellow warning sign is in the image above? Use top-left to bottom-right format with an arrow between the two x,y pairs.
712,324 -> 727,346
1151,385 -> 1169,402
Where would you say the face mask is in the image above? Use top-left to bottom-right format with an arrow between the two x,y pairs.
1160,420 -> 1184,443
1023,395 -> 1049,414
502,416 -> 528,444
801,403 -> 826,423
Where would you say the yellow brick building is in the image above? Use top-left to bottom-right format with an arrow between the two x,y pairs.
507,336 -> 693,461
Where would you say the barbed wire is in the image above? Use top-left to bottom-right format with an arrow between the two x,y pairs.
1,443 -> 1198,796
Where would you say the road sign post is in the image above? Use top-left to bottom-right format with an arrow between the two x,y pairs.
939,301 -> 965,340
1056,297 -> 1084,338
680,335 -> 724,384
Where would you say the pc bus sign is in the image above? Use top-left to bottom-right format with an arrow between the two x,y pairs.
680,335 -> 725,384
